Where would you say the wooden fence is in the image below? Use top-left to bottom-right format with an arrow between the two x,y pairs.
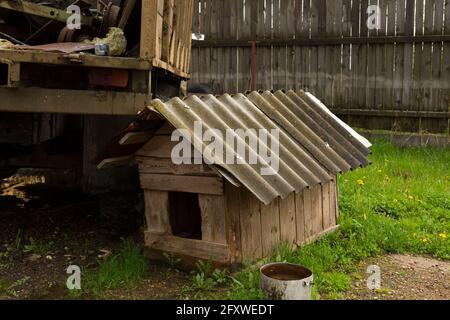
190,0 -> 450,134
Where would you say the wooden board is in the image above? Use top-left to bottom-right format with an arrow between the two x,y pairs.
294,190 -> 305,245
321,182 -> 332,230
140,0 -> 165,60
260,198 -> 280,256
144,190 -> 172,234
279,192 -> 297,246
224,181 -> 242,264
137,157 -> 214,176
198,194 -> 227,244
145,232 -> 230,263
238,187 -> 262,262
140,173 -> 224,195
302,187 -> 313,239
311,184 -> 324,235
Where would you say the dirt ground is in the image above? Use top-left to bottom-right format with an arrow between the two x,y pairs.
0,171 -> 188,300
344,254 -> 450,300
0,172 -> 448,300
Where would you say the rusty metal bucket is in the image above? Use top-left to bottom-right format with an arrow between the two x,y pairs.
260,263 -> 313,300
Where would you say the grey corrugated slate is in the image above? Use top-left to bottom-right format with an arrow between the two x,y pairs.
150,90 -> 371,205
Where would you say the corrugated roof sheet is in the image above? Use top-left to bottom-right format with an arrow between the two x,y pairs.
149,90 -> 371,205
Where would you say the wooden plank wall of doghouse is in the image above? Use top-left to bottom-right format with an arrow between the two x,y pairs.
225,179 -> 339,264
140,0 -> 194,77
136,129 -> 229,262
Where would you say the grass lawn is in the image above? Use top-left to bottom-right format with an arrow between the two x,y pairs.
184,139 -> 450,299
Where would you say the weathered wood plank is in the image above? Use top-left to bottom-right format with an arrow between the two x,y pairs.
140,0 -> 165,60
295,190 -> 306,244
401,0 -> 415,111
302,187 -> 314,239
311,184 -> 324,234
137,157 -> 215,176
140,173 -> 224,195
239,187 -> 262,262
199,194 -> 227,244
260,197 -> 280,256
145,232 -> 230,263
316,0 -> 327,100
144,190 -> 172,234
393,0 -> 406,113
279,192 -> 297,246
330,179 -> 339,224
431,0 -> 445,116
161,0 -> 174,62
224,181 -> 242,264
442,0 -> 450,119
321,182 -> 332,230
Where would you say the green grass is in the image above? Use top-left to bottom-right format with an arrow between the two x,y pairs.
192,140 -> 450,300
0,277 -> 29,299
77,239 -> 148,298
23,237 -> 54,256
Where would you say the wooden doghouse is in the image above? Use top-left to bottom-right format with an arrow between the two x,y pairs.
134,90 -> 372,267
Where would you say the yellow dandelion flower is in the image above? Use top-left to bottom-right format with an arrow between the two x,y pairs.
422,238 -> 428,243
439,233 -> 447,240
357,179 -> 365,186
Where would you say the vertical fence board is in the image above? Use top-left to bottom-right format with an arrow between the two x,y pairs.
309,0 -> 319,95
402,0 -> 415,112
431,0 -> 444,117
342,0 -> 353,108
286,0 -> 296,89
413,0 -> 425,119
366,0 -> 377,112
443,0 -> 450,132
358,0 -> 369,113
393,0 -> 406,114
350,0 -> 361,113
384,0 -> 396,114
316,0 -> 327,100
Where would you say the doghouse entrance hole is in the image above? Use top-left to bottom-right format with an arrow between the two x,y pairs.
168,192 -> 202,240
